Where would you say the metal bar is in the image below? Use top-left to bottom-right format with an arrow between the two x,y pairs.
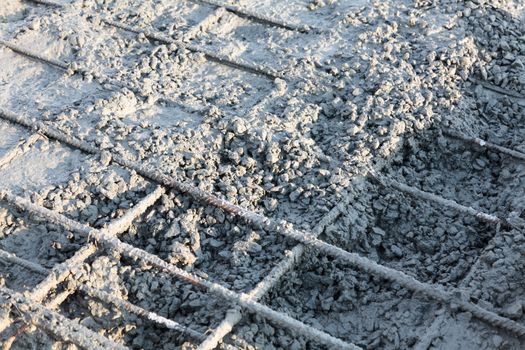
443,129 -> 525,162
0,191 -> 359,350
103,185 -> 165,236
3,175 -> 525,339
8,185 -> 165,303
101,18 -> 282,80
198,188 -> 353,349
0,39 -> 121,88
23,0 -> 62,6
0,134 -> 40,170
0,286 -> 128,350
0,248 -> 206,342
3,290 -> 72,350
23,0 -> 282,80
26,0 -> 311,33
470,77 -> 525,99
24,244 -> 97,304
194,0 -> 313,32
93,231 -> 360,350
369,172 -> 509,227
0,39 -> 68,70
0,39 -> 237,117
181,7 -> 227,42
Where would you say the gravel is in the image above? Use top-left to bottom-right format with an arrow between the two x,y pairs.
1,0 -> 525,349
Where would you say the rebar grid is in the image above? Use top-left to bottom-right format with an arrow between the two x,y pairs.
1,108 -> 525,338
22,185 -> 165,304
0,248 -> 206,342
0,37 -> 271,125
25,244 -> 97,304
24,0 -> 283,80
0,133 -> 40,170
0,38 -> 196,111
443,129 -> 525,162
0,190 -> 360,350
369,171 -> 509,227
0,185 -> 164,345
101,17 -> 283,80
2,289 -> 75,350
198,188 -> 354,349
0,287 -> 128,350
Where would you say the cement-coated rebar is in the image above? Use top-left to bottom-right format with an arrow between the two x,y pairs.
1,108 -> 525,338
0,190 -> 360,350
197,188 -> 354,349
193,0 -> 313,32
370,172 -> 509,227
470,77 -> 525,99
22,0 -> 282,80
443,129 -> 525,162
0,248 -> 206,342
0,287 -> 127,350
0,134 -> 40,170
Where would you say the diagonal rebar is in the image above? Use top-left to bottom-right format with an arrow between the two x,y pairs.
24,0 -> 283,80
2,108 -> 525,337
23,185 -> 165,304
443,129 -> 525,162
26,0 -> 312,33
0,39 -> 68,70
470,77 -> 525,99
181,7 -> 227,42
369,172 -> 509,227
0,133 -> 41,171
3,286 -> 74,350
103,185 -> 165,235
3,169 -> 525,340
197,188 -> 354,349
0,286 -> 128,350
25,244 -> 97,303
0,185 -> 163,337
0,38 -> 256,123
0,191 -> 360,350
0,248 -> 206,342
100,17 -> 283,80
191,0 -> 314,32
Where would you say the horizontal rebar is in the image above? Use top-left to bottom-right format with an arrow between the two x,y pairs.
0,287 -> 127,350
2,108 -> 525,338
443,129 -> 525,162
198,189 -> 353,349
0,248 -> 206,342
0,191 -> 359,350
370,172 -> 509,227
